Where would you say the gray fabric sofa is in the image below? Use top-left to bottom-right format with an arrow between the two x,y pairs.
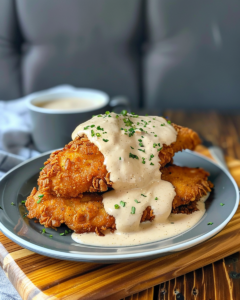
1,0 -> 240,110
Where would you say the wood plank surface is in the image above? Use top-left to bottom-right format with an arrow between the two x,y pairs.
1,112 -> 240,300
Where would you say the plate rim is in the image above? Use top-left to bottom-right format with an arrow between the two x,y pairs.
0,150 -> 239,262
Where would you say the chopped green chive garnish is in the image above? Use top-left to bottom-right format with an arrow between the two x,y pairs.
129,153 -> 139,159
114,204 -> 120,209
37,194 -> 44,204
157,148 -> 162,152
139,142 -> 144,147
105,111 -> 110,115
120,201 -> 126,207
40,166 -> 44,170
116,115 -> 119,118
121,110 -> 128,116
154,135 -> 157,137
103,139 -> 109,142
130,146 -> 134,149
153,118 -> 156,120
150,162 -> 154,165
11,202 -> 15,206
129,132 -> 135,137
92,115 -> 95,117
138,139 -> 142,142
155,197 -> 158,200
98,114 -> 102,117
119,157 -> 121,160
21,200 -> 26,204
150,154 -> 154,159
145,114 -> 148,116
131,207 -> 136,214
49,235 -> 53,238
23,214 -> 27,218
161,123 -> 165,126
97,126 -> 104,131
60,233 -> 65,236
65,230 -> 69,234
42,228 -> 46,234
167,120 -> 172,124
134,199 -> 140,203
141,194 -> 147,197
207,222 -> 213,225
142,158 -> 146,164
84,126 -> 89,130
123,118 -> 133,127
128,128 -> 135,132
91,130 -> 95,137
96,133 -> 101,137
220,203 -> 225,206
138,149 -> 145,153
91,125 -> 95,128
153,143 -> 157,148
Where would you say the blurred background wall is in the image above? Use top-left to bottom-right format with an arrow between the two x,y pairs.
1,0 -> 240,110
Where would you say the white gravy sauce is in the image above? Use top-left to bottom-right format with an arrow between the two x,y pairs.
71,112 -> 206,246
35,98 -> 98,110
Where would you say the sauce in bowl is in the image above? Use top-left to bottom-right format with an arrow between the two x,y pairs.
34,98 -> 99,111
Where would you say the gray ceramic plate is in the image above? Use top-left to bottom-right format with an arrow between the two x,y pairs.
0,150 -> 239,263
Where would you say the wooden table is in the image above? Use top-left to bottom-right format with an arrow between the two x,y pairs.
1,111 -> 240,300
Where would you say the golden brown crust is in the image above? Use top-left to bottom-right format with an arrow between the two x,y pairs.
159,124 -> 201,168
26,188 -> 116,235
37,124 -> 201,198
38,136 -> 112,198
161,164 -> 213,209
171,201 -> 199,214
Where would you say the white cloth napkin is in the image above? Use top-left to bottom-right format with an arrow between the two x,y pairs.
0,98 -> 40,178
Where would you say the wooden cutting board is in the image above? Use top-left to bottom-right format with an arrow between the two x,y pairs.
1,146 -> 240,300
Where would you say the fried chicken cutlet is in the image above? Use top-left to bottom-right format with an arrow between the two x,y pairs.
161,165 -> 213,212
27,165 -> 213,235
38,124 -> 201,198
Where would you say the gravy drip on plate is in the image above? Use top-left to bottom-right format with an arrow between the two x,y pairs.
71,112 -> 205,246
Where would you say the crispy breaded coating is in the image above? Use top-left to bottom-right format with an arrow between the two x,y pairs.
26,188 -> 154,235
172,201 -> 198,214
26,188 -> 115,234
27,165 -> 213,235
38,137 -> 112,198
161,164 -> 213,209
38,124 -> 201,198
159,124 -> 201,168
